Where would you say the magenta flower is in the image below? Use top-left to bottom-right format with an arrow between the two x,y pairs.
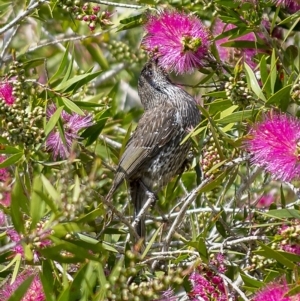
275,0 -> 300,13
213,19 -> 269,69
189,271 -> 227,301
0,81 -> 15,105
46,104 -> 93,160
189,255 -> 227,301
142,10 -> 210,74
245,114 -> 300,182
252,279 -> 294,301
0,270 -> 45,301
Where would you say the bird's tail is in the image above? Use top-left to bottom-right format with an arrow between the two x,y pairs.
130,181 -> 146,238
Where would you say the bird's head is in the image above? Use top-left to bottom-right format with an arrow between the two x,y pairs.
138,58 -> 170,89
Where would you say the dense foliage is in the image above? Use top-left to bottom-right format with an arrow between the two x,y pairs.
1,0 -> 300,300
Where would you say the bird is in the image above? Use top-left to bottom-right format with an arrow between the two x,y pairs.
106,59 -> 201,238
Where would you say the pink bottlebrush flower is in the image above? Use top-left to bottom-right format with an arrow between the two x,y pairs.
245,113 -> 300,182
0,81 -> 15,105
189,255 -> 228,301
213,18 -> 269,69
142,10 -> 211,74
275,0 -> 300,13
189,271 -> 227,301
0,270 -> 45,301
46,104 -> 93,160
252,279 -> 294,301
0,156 -> 11,207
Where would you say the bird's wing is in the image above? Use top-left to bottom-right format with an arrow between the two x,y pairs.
110,105 -> 183,191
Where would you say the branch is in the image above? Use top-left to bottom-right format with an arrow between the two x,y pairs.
87,0 -> 143,9
162,178 -> 210,252
0,0 -> 49,36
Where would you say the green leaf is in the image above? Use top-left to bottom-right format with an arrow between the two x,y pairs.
61,97 -> 84,115
260,209 -> 300,219
216,109 -> 258,124
11,172 -> 29,233
40,261 -> 55,301
7,275 -> 34,301
44,106 -> 64,137
270,49 -> 277,94
280,185 -> 286,208
0,153 -> 23,168
57,287 -> 70,301
257,242 -> 295,269
286,285 -> 300,297
54,71 -> 102,93
0,145 -> 22,155
117,13 -> 145,31
266,84 -> 292,105
30,176 -> 45,229
50,44 -> 70,83
259,55 -> 271,97
81,109 -> 110,146
69,264 -> 89,300
220,40 -> 268,50
141,225 -> 163,259
41,174 -> 60,202
208,99 -> 233,115
197,237 -> 208,263
240,272 -> 263,288
244,63 -> 266,101
216,221 -> 227,238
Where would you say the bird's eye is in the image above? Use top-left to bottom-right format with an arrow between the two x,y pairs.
146,65 -> 153,77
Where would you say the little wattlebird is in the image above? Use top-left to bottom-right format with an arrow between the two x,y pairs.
106,59 -> 201,238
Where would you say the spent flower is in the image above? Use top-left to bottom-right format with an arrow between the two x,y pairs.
245,113 -> 300,182
142,10 -> 210,74
46,104 -> 93,160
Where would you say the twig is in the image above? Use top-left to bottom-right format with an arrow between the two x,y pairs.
87,0 -> 143,9
0,25 -> 20,64
162,178 -> 210,252
131,194 -> 154,231
99,134 -> 122,149
0,0 -> 49,36
208,236 -> 268,251
2,31 -> 110,63
145,207 -> 238,224
99,193 -> 140,241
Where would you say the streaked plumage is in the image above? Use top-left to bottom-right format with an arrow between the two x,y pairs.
106,60 -> 200,237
